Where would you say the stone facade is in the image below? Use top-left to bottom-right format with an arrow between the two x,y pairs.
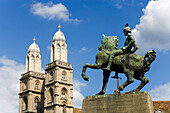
19,25 -> 73,113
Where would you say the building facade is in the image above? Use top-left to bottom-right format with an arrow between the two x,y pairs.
19,25 -> 73,113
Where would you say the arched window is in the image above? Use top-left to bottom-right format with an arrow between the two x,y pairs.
36,56 -> 39,64
61,87 -> 67,99
23,96 -> 27,110
62,71 -> 66,80
31,55 -> 35,70
34,97 -> 39,110
49,72 -> 53,81
61,48 -> 64,54
48,88 -> 54,103
57,48 -> 60,52
35,80 -> 40,90
31,55 -> 34,63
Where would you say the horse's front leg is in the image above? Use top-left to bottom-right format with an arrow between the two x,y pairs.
81,63 -> 102,81
97,70 -> 111,95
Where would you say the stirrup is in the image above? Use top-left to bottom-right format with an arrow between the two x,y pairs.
111,75 -> 121,79
103,67 -> 111,71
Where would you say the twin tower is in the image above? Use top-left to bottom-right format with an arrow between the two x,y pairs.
19,25 -> 73,113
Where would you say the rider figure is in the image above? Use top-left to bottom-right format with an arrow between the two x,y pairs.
104,23 -> 138,78
122,23 -> 138,54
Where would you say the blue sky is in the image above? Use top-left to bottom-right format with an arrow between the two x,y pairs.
0,0 -> 170,112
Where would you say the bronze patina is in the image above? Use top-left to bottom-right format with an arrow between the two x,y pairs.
81,24 -> 156,95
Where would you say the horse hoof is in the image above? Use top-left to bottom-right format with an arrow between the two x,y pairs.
83,76 -> 89,81
119,86 -> 124,91
96,91 -> 105,95
114,89 -> 120,95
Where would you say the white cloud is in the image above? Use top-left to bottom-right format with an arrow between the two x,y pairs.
111,0 -> 134,8
149,82 -> 170,100
0,56 -> 25,113
73,79 -> 86,108
79,47 -> 93,52
132,0 -> 170,53
0,56 -> 86,111
30,1 -> 81,23
114,3 -> 123,9
80,47 -> 87,52
47,45 -> 51,51
138,2 -> 144,6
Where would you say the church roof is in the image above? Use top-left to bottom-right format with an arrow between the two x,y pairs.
153,101 -> 170,113
28,37 -> 40,53
53,25 -> 65,41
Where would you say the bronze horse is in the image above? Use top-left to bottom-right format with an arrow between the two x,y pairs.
81,35 -> 156,95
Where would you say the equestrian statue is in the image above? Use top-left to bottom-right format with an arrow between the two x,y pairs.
81,23 -> 156,95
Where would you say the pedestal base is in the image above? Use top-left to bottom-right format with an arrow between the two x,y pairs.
82,92 -> 154,113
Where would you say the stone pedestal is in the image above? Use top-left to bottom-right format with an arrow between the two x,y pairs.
82,92 -> 154,113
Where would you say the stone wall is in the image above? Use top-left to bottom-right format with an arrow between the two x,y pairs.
82,92 -> 153,113
73,108 -> 82,113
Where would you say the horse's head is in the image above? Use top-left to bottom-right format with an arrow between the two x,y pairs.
98,34 -> 119,51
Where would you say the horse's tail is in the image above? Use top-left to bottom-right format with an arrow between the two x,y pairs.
143,50 -> 156,74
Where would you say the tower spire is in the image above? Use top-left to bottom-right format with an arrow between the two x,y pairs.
33,36 -> 36,42
58,24 -> 61,30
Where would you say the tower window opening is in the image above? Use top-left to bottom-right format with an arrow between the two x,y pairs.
31,58 -> 34,63
36,59 -> 38,63
35,81 -> 40,90
61,88 -> 67,103
61,90 -> 66,99
57,48 -> 60,52
48,88 -> 54,103
62,71 -> 66,81
61,48 -> 64,54
49,72 -> 53,81
34,97 -> 39,110
23,96 -> 28,110
23,81 -> 27,90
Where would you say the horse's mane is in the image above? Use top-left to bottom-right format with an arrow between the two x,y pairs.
99,35 -> 119,51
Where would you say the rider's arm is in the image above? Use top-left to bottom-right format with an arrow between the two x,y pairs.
131,43 -> 138,53
125,33 -> 135,50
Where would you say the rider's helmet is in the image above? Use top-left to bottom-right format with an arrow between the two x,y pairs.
123,23 -> 131,33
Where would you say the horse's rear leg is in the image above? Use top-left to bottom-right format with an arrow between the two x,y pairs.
128,75 -> 149,93
81,63 -> 102,81
97,70 -> 111,95
114,70 -> 134,94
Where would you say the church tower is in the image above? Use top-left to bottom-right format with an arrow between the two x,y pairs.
44,25 -> 73,113
19,37 -> 45,113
